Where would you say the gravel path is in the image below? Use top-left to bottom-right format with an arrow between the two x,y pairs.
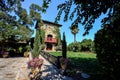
0,53 -> 73,80
0,57 -> 30,80
39,55 -> 73,80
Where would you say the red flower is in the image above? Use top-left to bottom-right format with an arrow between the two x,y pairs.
28,57 -> 44,69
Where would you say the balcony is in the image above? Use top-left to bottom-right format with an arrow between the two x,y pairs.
45,38 -> 57,43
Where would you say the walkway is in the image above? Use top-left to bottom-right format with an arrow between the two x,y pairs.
0,57 -> 30,80
39,55 -> 73,80
0,53 -> 73,80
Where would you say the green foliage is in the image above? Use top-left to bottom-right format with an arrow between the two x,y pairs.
67,39 -> 94,52
67,42 -> 81,52
70,25 -> 79,34
40,29 -> 45,44
54,27 -> 61,45
18,46 -> 23,53
81,39 -> 93,52
62,32 -> 67,58
0,0 -> 51,44
95,24 -> 120,80
31,0 -> 51,58
33,30 -> 41,58
41,44 -> 45,50
55,0 -> 119,35
0,0 -> 52,58
0,0 -> 33,50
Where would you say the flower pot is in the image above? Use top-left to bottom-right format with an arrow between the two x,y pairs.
24,52 -> 29,57
61,64 -> 67,70
2,52 -> 9,58
59,57 -> 68,70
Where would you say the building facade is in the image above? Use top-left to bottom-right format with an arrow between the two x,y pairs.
36,20 -> 62,52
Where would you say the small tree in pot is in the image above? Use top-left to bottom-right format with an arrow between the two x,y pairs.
60,32 -> 68,74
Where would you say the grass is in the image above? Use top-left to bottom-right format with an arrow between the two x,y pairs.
50,51 -> 96,59
49,51 -> 103,79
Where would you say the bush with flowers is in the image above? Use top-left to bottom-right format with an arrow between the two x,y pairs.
28,57 -> 44,78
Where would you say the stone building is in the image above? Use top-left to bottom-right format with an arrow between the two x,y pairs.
35,20 -> 62,52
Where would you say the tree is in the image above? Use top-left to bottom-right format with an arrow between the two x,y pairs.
0,0 -> 51,56
40,29 -> 45,44
70,24 -> 79,43
33,29 -> 41,58
67,42 -> 81,52
32,0 -> 51,57
55,0 -> 119,35
62,32 -> 67,58
54,1 -> 120,79
0,0 -> 33,52
70,24 -> 79,52
95,24 -> 120,80
81,39 -> 93,52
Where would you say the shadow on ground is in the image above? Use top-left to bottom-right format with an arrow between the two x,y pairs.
66,57 -> 104,80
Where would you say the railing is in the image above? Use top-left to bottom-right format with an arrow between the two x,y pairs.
40,51 -> 61,69
45,38 -> 57,43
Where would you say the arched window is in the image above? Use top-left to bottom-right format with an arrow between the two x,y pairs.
47,34 -> 53,41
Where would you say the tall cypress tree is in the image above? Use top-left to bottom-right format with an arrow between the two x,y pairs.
33,21 -> 43,58
33,30 -> 40,58
62,32 -> 67,58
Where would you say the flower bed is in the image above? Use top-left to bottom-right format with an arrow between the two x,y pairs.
27,57 -> 44,79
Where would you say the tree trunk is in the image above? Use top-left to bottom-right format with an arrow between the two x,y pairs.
74,34 -> 76,44
73,34 -> 77,52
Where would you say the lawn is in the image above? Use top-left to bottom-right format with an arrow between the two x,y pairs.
49,51 -> 103,79
50,51 -> 96,58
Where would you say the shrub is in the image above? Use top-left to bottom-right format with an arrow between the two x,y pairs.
94,24 -> 120,80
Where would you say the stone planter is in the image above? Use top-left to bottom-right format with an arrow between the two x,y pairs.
61,63 -> 67,70
29,67 -> 41,80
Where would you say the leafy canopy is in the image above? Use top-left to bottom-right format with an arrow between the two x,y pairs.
55,0 -> 119,35
0,0 -> 33,42
0,0 -> 51,43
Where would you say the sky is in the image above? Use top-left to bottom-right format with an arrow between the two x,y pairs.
22,0 -> 107,45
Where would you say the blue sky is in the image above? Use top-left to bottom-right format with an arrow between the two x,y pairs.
22,0 -> 107,45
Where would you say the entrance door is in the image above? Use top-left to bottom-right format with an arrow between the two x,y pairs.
46,43 -> 52,50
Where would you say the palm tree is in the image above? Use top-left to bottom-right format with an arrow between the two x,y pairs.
70,25 -> 79,52
70,25 -> 79,43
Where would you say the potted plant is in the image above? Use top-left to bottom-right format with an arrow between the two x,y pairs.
60,32 -> 69,74
28,57 -> 44,79
60,57 -> 69,70
1,51 -> 9,58
24,51 -> 29,57
23,45 -> 30,57
1,48 -> 10,58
